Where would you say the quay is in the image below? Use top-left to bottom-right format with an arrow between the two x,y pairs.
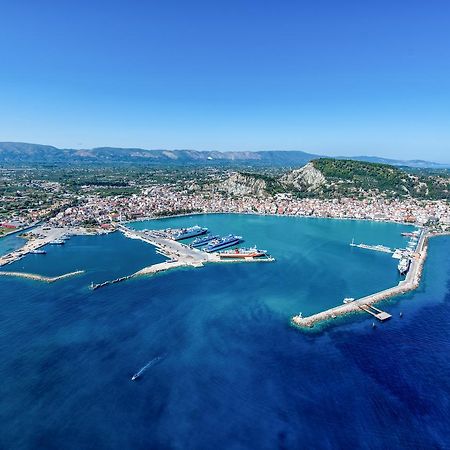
293,229 -> 430,329
0,270 -> 84,283
91,225 -> 273,290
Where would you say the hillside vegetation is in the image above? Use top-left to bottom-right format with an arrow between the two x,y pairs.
312,158 -> 449,199
212,159 -> 450,200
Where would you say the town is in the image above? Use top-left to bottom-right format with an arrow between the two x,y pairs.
1,168 -> 450,233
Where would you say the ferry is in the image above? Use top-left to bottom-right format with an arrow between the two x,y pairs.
172,226 -> 207,241
204,235 -> 242,252
218,247 -> 266,259
398,257 -> 410,275
191,234 -> 219,248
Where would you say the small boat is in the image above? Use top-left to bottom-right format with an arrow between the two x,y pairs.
30,249 -> 46,255
131,355 -> 164,381
343,297 -> 355,304
49,239 -> 65,245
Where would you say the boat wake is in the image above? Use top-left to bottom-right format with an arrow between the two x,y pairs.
131,355 -> 165,381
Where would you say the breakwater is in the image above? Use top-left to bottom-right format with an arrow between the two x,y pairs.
0,270 -> 84,283
292,229 -> 435,329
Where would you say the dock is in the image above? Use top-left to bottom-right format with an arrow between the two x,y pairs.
359,304 -> 391,321
350,240 -> 393,254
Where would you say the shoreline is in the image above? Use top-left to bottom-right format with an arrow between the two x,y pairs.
125,210 -> 419,228
291,231 -> 450,330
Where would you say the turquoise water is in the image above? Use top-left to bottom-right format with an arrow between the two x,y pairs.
1,215 -> 450,449
131,214 -> 413,315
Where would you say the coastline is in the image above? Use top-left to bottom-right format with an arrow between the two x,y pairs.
291,231 -> 450,330
125,210 -> 418,228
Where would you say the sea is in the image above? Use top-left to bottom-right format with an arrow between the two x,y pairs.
1,214 -> 449,449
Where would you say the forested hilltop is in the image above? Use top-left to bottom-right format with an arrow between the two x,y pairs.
214,158 -> 450,200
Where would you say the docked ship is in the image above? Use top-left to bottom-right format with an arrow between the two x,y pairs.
217,247 -> 266,259
172,226 -> 208,241
191,234 -> 219,248
30,249 -> 46,255
398,257 -> 410,275
204,235 -> 242,252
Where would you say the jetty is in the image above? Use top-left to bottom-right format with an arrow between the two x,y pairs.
293,229 -> 429,329
350,239 -> 393,254
0,270 -> 84,283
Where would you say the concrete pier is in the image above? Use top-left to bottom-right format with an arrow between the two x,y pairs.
350,241 -> 393,254
292,229 -> 431,329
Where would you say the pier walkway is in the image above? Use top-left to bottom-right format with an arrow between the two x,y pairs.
350,241 -> 393,254
359,304 -> 392,321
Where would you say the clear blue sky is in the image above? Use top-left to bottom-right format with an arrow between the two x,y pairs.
1,0 -> 449,162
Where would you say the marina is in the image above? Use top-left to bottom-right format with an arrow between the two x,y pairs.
292,228 -> 429,329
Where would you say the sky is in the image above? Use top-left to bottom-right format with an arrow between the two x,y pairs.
0,0 -> 449,162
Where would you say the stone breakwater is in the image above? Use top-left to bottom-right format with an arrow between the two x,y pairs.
0,270 -> 84,283
291,231 -> 441,329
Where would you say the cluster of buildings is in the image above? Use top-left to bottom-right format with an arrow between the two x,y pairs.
47,184 -> 450,229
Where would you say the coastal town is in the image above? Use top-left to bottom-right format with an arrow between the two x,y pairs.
2,180 -> 450,234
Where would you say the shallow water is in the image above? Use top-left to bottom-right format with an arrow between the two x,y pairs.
1,215 -> 449,449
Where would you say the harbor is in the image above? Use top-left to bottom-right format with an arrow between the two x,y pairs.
292,228 -> 430,329
90,224 -> 275,289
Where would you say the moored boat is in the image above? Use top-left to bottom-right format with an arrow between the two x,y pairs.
218,247 -> 266,259
49,239 -> 65,245
30,249 -> 46,255
204,235 -> 242,252
172,226 -> 208,241
398,257 -> 410,275
191,234 -> 219,247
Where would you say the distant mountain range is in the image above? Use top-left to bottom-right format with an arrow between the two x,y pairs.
0,142 -> 447,168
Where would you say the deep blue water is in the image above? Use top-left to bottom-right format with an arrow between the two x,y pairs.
1,215 -> 450,449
